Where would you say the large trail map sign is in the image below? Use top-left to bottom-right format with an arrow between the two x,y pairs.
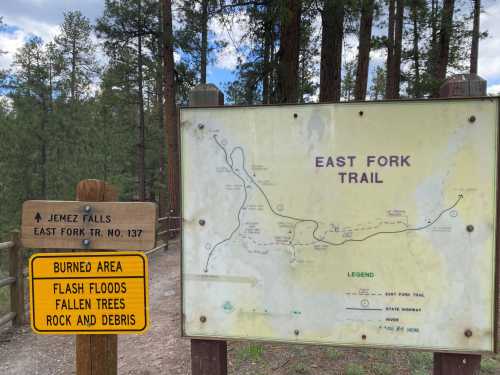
181,99 -> 498,352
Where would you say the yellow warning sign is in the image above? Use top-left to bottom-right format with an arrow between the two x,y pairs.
29,252 -> 149,334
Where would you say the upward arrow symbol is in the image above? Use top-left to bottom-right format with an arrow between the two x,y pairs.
35,212 -> 42,223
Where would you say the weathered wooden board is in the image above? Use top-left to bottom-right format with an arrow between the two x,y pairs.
21,201 -> 157,250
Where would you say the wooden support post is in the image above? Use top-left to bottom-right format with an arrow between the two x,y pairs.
75,179 -> 118,375
191,340 -> 228,375
189,84 -> 228,375
9,230 -> 24,326
433,353 -> 481,375
432,74 -> 487,374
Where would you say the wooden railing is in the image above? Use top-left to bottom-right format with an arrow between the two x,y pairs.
0,215 -> 181,328
0,231 -> 25,327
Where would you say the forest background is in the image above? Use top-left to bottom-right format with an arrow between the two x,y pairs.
0,0 -> 499,242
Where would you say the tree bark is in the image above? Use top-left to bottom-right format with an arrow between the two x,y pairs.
385,0 -> 395,99
470,0 -> 480,74
137,0 -> 146,201
157,0 -> 166,216
163,0 -> 180,231
433,0 -> 455,96
411,0 -> 421,98
277,0 -> 301,103
354,0 -> 374,101
393,0 -> 404,99
200,0 -> 209,84
262,2 -> 273,104
319,0 -> 344,102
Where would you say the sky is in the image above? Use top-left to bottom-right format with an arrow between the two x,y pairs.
1,0 -> 500,96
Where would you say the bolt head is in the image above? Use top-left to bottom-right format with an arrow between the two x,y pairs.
199,219 -> 206,226
198,123 -> 205,130
466,225 -> 474,233
468,115 -> 476,123
200,316 -> 207,323
84,205 -> 91,213
293,113 -> 298,119
359,111 -> 364,116
464,329 -> 473,338
82,239 -> 91,247
294,329 -> 299,336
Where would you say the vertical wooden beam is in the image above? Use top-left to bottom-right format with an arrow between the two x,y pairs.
188,84 -> 228,375
9,230 -> 24,326
433,353 -> 481,375
75,179 -> 118,375
191,340 -> 227,375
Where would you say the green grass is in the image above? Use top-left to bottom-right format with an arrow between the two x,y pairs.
292,362 -> 308,374
481,357 -> 499,374
345,363 -> 366,375
235,343 -> 265,363
408,352 -> 433,375
0,287 -> 9,315
325,347 -> 342,361
372,362 -> 393,375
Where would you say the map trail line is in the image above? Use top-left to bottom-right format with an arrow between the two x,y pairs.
203,134 -> 463,272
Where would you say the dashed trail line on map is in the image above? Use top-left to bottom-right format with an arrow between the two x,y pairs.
203,134 -> 463,272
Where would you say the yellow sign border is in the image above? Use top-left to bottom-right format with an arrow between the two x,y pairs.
29,251 -> 149,334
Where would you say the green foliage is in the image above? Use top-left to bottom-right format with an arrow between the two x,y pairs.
408,352 -> 433,375
481,357 -> 499,374
345,363 -> 366,375
292,362 -> 308,374
235,343 -> 265,363
325,347 -> 342,361
372,362 -> 393,375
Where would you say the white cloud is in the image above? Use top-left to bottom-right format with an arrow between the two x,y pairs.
210,14 -> 248,71
478,1 -> 500,82
488,83 -> 500,95
0,18 -> 58,69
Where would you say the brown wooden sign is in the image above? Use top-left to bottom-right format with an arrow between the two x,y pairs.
21,200 -> 157,250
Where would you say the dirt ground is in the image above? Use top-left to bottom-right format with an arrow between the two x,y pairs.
1,243 -> 499,375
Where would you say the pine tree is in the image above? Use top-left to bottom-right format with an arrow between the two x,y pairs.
354,0 -> 376,100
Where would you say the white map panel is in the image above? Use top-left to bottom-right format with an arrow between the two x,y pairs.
181,99 -> 498,352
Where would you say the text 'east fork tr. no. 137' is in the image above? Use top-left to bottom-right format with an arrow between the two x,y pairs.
180,98 -> 499,353
21,201 -> 157,250
21,201 -> 157,334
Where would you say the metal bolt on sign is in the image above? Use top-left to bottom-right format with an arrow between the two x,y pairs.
466,225 -> 474,233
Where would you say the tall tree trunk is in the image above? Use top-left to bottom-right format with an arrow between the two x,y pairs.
411,0 -> 421,97
71,39 -> 77,101
137,0 -> 146,201
157,1 -> 166,216
262,4 -> 273,104
470,0 -> 480,74
200,0 -> 209,84
428,0 -> 439,80
433,0 -> 455,96
354,0 -> 375,101
163,0 -> 180,229
319,0 -> 344,102
385,0 -> 395,98
277,0 -> 301,103
393,0 -> 404,99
